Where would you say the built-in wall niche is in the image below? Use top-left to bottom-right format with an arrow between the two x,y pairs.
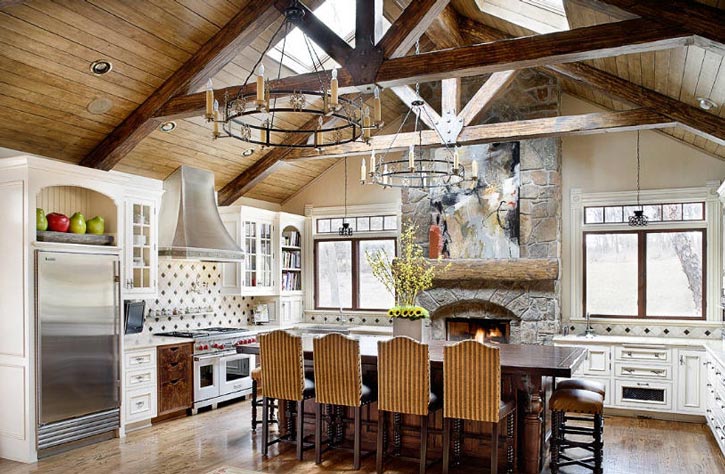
36,186 -> 118,243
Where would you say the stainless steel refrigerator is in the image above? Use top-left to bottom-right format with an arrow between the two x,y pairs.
36,250 -> 121,454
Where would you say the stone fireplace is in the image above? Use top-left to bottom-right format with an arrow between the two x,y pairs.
446,317 -> 510,343
403,69 -> 562,345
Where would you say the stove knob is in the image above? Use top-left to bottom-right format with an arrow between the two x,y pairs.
197,344 -> 204,350
219,344 -> 225,350
204,344 -> 210,350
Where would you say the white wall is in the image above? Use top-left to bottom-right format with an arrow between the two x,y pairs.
282,155 -> 401,214
560,94 -> 725,321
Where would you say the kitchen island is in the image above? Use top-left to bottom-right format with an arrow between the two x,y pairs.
238,334 -> 585,473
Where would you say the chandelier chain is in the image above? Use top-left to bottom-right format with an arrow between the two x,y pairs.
239,20 -> 286,97
636,130 -> 641,209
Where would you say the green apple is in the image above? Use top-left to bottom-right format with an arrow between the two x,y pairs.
86,216 -> 105,235
36,208 -> 48,231
69,212 -> 86,234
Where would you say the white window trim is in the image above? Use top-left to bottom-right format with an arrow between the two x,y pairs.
302,203 -> 401,316
569,182 -> 722,325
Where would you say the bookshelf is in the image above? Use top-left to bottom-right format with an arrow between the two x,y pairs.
281,226 -> 302,293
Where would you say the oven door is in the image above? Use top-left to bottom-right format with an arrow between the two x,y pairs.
219,353 -> 255,396
193,353 -> 220,402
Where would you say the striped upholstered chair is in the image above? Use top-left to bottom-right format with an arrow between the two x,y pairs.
312,333 -> 377,470
443,340 -> 516,474
258,330 -> 315,460
376,336 -> 442,474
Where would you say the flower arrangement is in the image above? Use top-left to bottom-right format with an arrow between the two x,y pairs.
365,223 -> 448,320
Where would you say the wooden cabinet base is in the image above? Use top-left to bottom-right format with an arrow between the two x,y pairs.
156,343 -> 193,419
152,410 -> 190,424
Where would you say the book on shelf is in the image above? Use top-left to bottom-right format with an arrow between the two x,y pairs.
281,271 -> 301,291
282,230 -> 301,247
282,250 -> 301,269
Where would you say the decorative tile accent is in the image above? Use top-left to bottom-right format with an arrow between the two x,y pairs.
566,322 -> 720,339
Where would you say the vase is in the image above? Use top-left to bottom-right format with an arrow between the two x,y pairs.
393,317 -> 430,342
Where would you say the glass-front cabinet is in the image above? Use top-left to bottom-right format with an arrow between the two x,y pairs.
124,198 -> 158,297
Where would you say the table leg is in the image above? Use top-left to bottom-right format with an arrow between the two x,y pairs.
519,374 -> 544,474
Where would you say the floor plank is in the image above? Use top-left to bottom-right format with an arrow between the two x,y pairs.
1,400 -> 723,473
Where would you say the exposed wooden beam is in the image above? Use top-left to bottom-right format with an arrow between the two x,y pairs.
458,71 -> 518,126
600,0 -> 725,54
284,109 -> 673,160
377,0 -> 450,58
375,18 -> 691,87
217,115 -> 326,206
459,18 -> 725,146
80,2 -> 279,170
429,258 -> 559,282
426,5 -> 465,50
273,0 -> 354,67
441,78 -> 461,116
356,0 -> 383,50
390,85 -> 441,130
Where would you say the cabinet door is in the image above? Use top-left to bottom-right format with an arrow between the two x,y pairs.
242,219 -> 276,295
577,346 -> 611,376
124,199 -> 157,296
221,214 -> 242,295
677,349 -> 705,414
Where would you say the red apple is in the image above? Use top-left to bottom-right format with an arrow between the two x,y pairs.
46,212 -> 70,232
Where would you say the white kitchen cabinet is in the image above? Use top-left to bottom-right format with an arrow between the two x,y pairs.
279,296 -> 304,324
123,347 -> 157,429
570,345 -> 611,376
677,349 -> 706,414
123,197 -> 158,297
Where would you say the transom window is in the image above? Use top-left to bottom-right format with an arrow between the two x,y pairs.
584,202 -> 705,224
584,229 -> 705,320
315,238 -> 396,311
316,215 -> 398,234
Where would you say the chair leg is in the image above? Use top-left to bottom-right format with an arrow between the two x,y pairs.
420,413 -> 428,474
315,402 -> 323,465
550,410 -> 560,474
251,380 -> 259,432
296,400 -> 304,461
594,413 -> 604,474
376,410 -> 386,474
442,418 -> 451,474
354,405 -> 362,470
262,397 -> 270,457
506,411 -> 515,474
491,422 -> 499,474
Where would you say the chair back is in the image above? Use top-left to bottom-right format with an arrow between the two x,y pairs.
443,340 -> 501,423
377,336 -> 431,416
258,330 -> 305,401
313,333 -> 363,407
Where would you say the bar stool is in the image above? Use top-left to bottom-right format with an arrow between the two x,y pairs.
258,330 -> 315,460
313,333 -> 377,470
556,379 -> 606,399
251,367 -> 278,432
549,388 -> 604,474
376,336 -> 442,474
442,340 -> 515,474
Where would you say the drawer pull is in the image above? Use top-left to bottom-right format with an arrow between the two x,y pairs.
136,401 -> 145,408
635,382 -> 650,387
650,369 -> 665,375
133,356 -> 146,363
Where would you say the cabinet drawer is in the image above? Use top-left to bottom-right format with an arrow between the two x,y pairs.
159,359 -> 190,383
615,346 -> 670,362
126,349 -> 156,369
615,363 -> 671,380
158,378 -> 192,415
158,343 -> 192,366
614,379 -> 672,410
126,388 -> 157,422
126,367 -> 156,388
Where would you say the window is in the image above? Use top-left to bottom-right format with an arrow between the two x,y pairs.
584,229 -> 705,319
316,215 -> 398,234
315,238 -> 396,311
584,202 -> 705,224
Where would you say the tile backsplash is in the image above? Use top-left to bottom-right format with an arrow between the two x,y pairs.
566,322 -> 722,339
138,261 -> 258,334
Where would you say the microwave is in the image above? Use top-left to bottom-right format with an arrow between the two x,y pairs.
124,300 -> 146,335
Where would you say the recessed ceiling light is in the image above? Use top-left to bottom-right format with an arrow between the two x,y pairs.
241,148 -> 255,157
159,121 -> 177,133
697,97 -> 718,111
90,59 -> 113,75
87,97 -> 113,115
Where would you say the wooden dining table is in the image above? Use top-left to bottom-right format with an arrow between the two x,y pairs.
239,333 -> 586,473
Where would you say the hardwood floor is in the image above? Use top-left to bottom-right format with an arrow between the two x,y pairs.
1,400 -> 723,474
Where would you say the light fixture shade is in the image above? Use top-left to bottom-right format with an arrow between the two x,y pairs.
338,221 -> 353,236
628,209 -> 648,227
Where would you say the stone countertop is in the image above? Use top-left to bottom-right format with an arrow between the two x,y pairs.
553,334 -> 713,348
246,323 -> 393,336
124,334 -> 192,350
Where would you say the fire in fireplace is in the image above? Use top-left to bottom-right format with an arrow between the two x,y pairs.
446,318 -> 510,343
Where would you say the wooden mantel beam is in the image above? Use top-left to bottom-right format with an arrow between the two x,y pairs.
429,258 -> 559,281
80,2 -> 280,170
283,109 -> 673,161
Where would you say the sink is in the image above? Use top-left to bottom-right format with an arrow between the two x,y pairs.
301,325 -> 351,335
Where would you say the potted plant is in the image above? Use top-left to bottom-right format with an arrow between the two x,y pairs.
365,223 -> 448,341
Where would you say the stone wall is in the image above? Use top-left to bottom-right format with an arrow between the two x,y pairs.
403,70 -> 563,344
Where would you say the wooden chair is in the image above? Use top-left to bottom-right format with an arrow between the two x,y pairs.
376,336 -> 442,474
442,340 -> 516,474
258,330 -> 315,460
250,367 -> 278,432
549,388 -> 604,474
313,333 -> 377,470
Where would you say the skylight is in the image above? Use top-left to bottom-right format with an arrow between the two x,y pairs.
267,0 -> 390,74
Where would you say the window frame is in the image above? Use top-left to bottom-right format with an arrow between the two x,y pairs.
583,228 -> 707,321
314,237 -> 397,312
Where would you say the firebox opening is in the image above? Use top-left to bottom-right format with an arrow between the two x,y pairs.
446,318 -> 510,343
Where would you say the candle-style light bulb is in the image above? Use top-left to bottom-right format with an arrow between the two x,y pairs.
360,156 -> 367,184
363,106 -> 371,140
373,86 -> 382,124
205,78 -> 214,120
314,116 -> 324,150
408,144 -> 415,169
212,99 -> 219,138
471,159 -> 478,179
453,146 -> 460,171
383,164 -> 389,185
261,119 -> 269,147
256,64 -> 265,104
370,150 -> 376,176
330,68 -> 339,107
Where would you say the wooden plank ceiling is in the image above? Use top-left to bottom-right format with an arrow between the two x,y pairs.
0,0 -> 723,204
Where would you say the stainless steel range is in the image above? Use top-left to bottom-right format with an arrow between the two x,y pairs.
155,327 -> 257,413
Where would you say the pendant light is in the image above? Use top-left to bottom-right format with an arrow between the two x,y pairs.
628,131 -> 648,227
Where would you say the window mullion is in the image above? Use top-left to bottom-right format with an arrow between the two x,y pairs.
638,231 -> 646,319
352,239 -> 359,311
